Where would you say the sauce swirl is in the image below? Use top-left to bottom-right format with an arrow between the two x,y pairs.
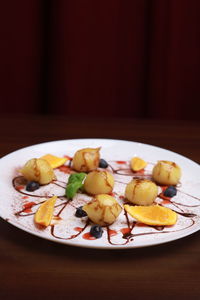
12,160 -> 199,246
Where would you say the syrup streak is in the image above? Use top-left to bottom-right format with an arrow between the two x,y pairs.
130,219 -> 195,238
106,210 -> 136,246
51,199 -> 90,240
52,180 -> 66,189
177,189 -> 200,202
158,193 -> 200,209
106,227 -> 130,246
106,214 -> 196,246
13,176 -> 65,198
109,164 -> 151,177
15,198 -> 68,217
51,219 -> 89,240
161,200 -> 198,218
108,161 -> 152,178
111,163 -> 200,209
12,159 -> 200,245
169,201 -> 200,208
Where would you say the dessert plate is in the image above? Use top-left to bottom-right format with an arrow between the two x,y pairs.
0,139 -> 200,249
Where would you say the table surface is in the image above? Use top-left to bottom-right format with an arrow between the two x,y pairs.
0,114 -> 200,300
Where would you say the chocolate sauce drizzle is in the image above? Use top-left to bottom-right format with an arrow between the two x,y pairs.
12,160 -> 200,246
50,200 -> 90,240
51,219 -> 89,240
13,176 -> 66,198
108,163 -> 152,179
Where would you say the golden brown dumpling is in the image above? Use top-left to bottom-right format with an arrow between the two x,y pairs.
152,160 -> 181,185
125,179 -> 158,205
83,170 -> 114,195
20,158 -> 55,185
83,194 -> 122,226
72,147 -> 100,172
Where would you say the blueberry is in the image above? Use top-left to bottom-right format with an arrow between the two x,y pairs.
163,186 -> 177,197
99,159 -> 108,168
26,181 -> 40,192
90,225 -> 103,238
75,206 -> 87,218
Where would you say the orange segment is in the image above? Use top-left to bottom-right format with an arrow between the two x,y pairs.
40,154 -> 67,169
124,204 -> 177,226
34,196 -> 57,227
131,157 -> 147,171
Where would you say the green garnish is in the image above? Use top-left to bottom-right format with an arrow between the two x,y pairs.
68,172 -> 86,184
65,173 -> 86,199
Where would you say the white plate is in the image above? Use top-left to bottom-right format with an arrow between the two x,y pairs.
0,139 -> 200,249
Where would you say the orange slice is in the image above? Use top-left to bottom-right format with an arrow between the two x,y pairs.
124,204 -> 177,226
40,154 -> 67,169
34,196 -> 57,227
131,157 -> 147,171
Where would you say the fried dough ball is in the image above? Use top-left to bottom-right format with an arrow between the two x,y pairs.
152,160 -> 181,185
20,158 -> 55,185
72,147 -> 100,172
125,179 -> 158,206
83,170 -> 114,195
83,194 -> 122,226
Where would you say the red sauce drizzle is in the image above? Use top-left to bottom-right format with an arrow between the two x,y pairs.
120,228 -> 130,235
161,199 -> 171,205
74,227 -> 83,232
133,169 -> 145,174
64,155 -> 73,160
109,192 -> 116,197
108,229 -> 117,236
12,159 -> 199,245
158,186 -> 172,204
53,216 -> 62,221
82,232 -> 96,240
23,202 -> 36,213
136,223 -> 148,227
16,185 -> 24,190
58,166 -> 73,174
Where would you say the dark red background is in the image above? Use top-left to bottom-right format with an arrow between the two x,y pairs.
1,0 -> 200,120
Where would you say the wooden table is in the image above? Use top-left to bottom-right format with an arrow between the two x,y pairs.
0,114 -> 200,299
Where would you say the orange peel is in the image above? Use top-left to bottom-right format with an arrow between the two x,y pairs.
35,196 -> 57,227
40,154 -> 67,169
124,204 -> 177,226
131,157 -> 147,172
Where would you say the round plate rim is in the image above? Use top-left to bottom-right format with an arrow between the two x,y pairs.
0,138 -> 199,250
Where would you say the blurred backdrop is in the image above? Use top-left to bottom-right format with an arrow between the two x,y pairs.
1,0 -> 200,120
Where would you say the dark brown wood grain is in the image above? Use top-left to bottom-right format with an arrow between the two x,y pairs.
0,114 -> 200,300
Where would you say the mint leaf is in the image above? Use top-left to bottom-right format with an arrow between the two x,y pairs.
65,173 -> 86,199
68,173 -> 86,184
